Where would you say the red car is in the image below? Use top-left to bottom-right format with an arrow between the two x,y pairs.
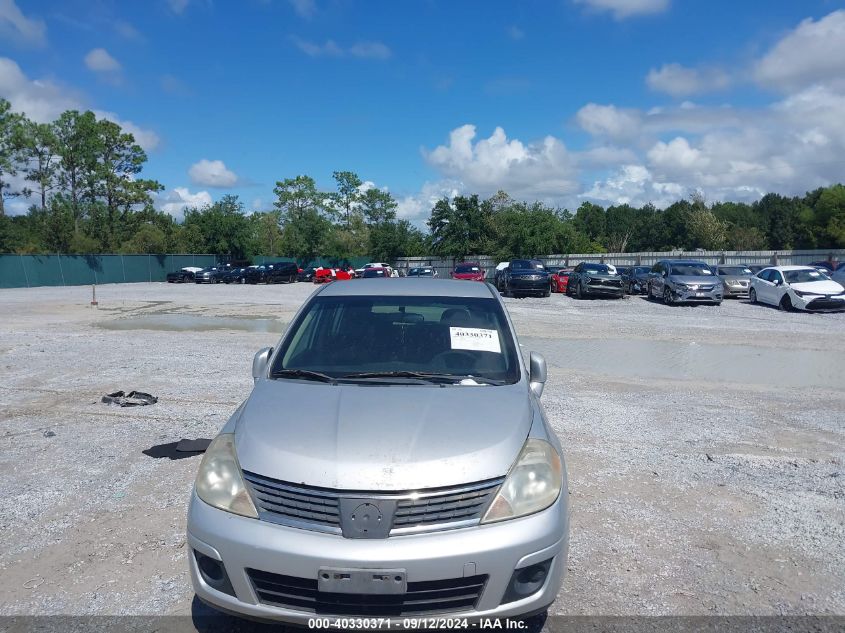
450,262 -> 485,281
313,268 -> 352,284
550,268 -> 572,293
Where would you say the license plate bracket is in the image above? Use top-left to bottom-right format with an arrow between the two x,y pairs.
318,567 -> 407,595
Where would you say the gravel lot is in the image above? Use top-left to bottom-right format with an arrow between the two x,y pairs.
0,281 -> 843,620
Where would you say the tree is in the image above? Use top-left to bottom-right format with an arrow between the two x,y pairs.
331,170 -> 362,228
19,120 -> 59,212
182,195 -> 253,258
53,110 -> 99,231
360,187 -> 397,224
273,175 -> 333,262
687,207 -> 727,250
0,99 -> 29,216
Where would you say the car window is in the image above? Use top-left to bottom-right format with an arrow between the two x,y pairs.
784,269 -> 828,283
582,263 -> 611,274
770,270 -> 784,284
669,263 -> 712,276
272,295 -> 520,383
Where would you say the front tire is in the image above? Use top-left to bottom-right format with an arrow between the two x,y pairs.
779,294 -> 794,311
749,288 -> 757,304
576,283 -> 583,299
663,287 -> 673,305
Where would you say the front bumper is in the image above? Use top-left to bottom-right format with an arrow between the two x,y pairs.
508,279 -> 549,295
723,284 -> 750,298
583,283 -> 623,297
187,491 -> 568,624
671,286 -> 722,303
792,293 -> 845,311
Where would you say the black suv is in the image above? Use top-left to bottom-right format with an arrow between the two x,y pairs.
500,259 -> 550,298
245,261 -> 299,284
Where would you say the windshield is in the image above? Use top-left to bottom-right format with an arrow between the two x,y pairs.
633,266 -> 651,274
271,295 -> 520,384
511,259 -> 544,270
455,264 -> 480,273
719,266 -> 752,276
582,263 -> 611,274
784,269 -> 830,283
669,264 -> 713,276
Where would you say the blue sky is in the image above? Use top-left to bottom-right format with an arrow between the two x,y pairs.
2,0 -> 845,222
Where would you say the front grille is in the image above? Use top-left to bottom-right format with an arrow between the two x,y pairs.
393,479 -> 501,531
591,279 -> 622,287
242,471 -> 503,536
247,568 -> 487,616
806,297 -> 845,311
243,472 -> 342,531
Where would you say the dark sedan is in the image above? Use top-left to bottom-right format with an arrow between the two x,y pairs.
194,267 -> 224,284
567,262 -> 624,299
221,267 -> 247,284
166,267 -> 201,283
501,259 -> 550,298
621,265 -> 651,294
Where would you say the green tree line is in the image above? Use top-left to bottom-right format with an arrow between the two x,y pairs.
2,98 -> 844,262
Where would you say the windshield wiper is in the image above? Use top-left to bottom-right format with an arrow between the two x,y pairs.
271,369 -> 337,383
342,371 -> 504,385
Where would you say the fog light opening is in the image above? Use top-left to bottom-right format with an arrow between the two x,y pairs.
194,550 -> 235,597
501,558 -> 552,605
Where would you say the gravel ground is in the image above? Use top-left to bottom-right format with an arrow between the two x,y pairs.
0,281 -> 843,620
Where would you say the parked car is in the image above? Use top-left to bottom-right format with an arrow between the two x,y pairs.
493,261 -> 509,289
313,268 -> 352,284
500,259 -> 550,298
549,269 -> 572,294
450,262 -> 485,281
361,267 -> 391,279
750,266 -> 845,311
245,261 -> 299,284
297,267 -> 317,282
221,267 -> 247,284
566,262 -> 623,299
407,266 -> 437,277
355,262 -> 393,278
647,260 -> 722,305
809,260 -> 837,272
187,278 -> 568,624
166,266 -> 202,283
715,265 -> 753,299
194,267 -> 225,284
621,266 -> 651,294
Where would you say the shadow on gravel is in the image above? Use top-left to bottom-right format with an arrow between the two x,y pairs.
143,440 -> 209,460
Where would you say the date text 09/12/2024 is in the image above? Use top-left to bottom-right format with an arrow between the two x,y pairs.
308,617 -> 530,629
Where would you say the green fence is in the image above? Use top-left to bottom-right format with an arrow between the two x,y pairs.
0,254 -> 218,289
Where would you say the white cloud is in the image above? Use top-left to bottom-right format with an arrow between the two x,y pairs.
575,103 -> 642,142
646,63 -> 731,97
168,0 -> 190,14
0,0 -> 46,46
0,57 -> 160,151
188,159 -> 238,188
507,25 -> 524,41
157,187 -> 212,219
396,181 -> 462,223
755,10 -> 845,92
349,41 -> 392,60
573,0 -> 670,20
114,20 -> 143,41
424,125 -> 578,199
288,0 -> 316,19
292,37 -> 391,60
582,165 -> 685,208
84,48 -> 121,73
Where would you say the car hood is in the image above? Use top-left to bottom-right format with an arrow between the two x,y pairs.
235,379 -> 532,491
581,273 -> 619,280
789,280 -> 845,294
668,275 -> 718,285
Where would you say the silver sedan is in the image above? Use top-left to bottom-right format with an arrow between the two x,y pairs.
187,278 -> 569,624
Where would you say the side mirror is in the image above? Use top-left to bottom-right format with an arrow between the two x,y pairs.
252,347 -> 273,383
529,351 -> 547,399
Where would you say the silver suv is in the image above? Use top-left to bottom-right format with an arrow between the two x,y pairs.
187,278 -> 569,624
647,259 -> 723,306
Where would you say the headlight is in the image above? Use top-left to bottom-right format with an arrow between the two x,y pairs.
675,283 -> 688,290
791,289 -> 816,298
194,434 -> 258,518
482,439 -> 562,523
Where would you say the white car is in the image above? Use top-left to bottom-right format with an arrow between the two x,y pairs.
749,265 -> 845,311
354,262 -> 393,278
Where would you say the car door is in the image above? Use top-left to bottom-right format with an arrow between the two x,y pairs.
769,270 -> 785,304
755,270 -> 774,304
650,262 -> 664,296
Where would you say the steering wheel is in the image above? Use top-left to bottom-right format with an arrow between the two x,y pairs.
430,350 -> 477,372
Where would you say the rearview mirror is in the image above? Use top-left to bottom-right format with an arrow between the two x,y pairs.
252,347 -> 273,383
529,351 -> 547,399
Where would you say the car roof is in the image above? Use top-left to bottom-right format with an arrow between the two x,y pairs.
764,265 -> 820,271
662,259 -> 708,264
320,278 -> 495,298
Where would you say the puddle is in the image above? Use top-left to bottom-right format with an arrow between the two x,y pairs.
524,337 -> 844,391
98,314 -> 286,333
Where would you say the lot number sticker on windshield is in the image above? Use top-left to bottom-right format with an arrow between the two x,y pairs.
449,327 -> 501,354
